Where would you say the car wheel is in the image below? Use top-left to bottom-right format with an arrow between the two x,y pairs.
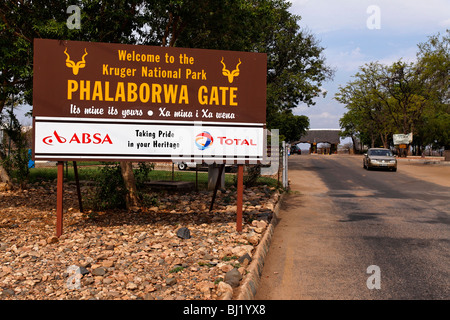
392,167 -> 397,172
177,163 -> 187,170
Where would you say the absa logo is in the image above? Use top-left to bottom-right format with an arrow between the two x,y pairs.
195,131 -> 214,150
43,130 -> 113,145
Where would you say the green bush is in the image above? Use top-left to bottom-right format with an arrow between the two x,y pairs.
88,162 -> 154,210
90,163 -> 127,210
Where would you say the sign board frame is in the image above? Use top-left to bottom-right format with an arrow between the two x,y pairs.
33,39 -> 268,237
33,39 -> 267,163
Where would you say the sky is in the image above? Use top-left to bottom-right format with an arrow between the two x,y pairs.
288,0 -> 450,130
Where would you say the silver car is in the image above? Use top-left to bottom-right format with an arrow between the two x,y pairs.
363,148 -> 397,171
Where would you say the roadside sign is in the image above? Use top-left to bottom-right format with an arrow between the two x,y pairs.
33,39 -> 267,163
393,133 -> 412,145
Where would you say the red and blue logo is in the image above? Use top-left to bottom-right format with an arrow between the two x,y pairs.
195,131 -> 214,150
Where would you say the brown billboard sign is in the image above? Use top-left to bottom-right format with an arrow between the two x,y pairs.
33,39 -> 266,123
33,39 -> 267,162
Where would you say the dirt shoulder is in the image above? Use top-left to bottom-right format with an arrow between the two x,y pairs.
396,160 -> 450,188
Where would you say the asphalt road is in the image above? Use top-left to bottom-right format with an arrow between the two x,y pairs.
255,155 -> 450,300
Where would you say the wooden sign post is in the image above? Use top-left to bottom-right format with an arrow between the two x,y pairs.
56,161 -> 64,237
236,164 -> 244,232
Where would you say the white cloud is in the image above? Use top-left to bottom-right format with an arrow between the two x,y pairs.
327,46 -> 367,72
294,101 -> 344,129
440,18 -> 450,27
310,111 -> 337,120
377,46 -> 418,66
308,112 -> 341,129
326,44 -> 418,74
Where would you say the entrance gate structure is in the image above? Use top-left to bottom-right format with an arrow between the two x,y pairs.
295,129 -> 341,154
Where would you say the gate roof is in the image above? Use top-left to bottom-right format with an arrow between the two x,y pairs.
296,129 -> 341,144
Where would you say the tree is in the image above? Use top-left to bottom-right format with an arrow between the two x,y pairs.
415,30 -> 450,155
335,62 -> 395,149
270,110 -> 309,143
262,9 -> 334,129
336,31 -> 449,156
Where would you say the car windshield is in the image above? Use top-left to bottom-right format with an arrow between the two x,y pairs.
369,149 -> 393,156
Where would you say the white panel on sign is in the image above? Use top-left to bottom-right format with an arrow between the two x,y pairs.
34,117 -> 264,163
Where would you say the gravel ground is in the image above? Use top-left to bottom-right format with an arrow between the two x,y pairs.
0,180 -> 280,300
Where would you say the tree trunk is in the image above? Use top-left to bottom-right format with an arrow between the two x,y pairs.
120,161 -> 139,210
380,133 -> 388,149
0,156 -> 13,190
351,136 -> 357,154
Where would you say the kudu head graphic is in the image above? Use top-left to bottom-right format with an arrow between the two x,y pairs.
64,48 -> 88,75
221,57 -> 241,83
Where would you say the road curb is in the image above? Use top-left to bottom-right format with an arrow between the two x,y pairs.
232,192 -> 284,300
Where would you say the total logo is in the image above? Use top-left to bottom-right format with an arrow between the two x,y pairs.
195,131 -> 214,150
195,131 -> 257,150
43,130 -> 113,145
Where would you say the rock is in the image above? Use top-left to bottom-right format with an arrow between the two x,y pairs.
176,227 -> 191,239
102,260 -> 115,268
254,227 -> 264,234
137,232 -> 147,241
238,253 -> 252,266
2,288 -> 15,297
166,277 -> 177,286
46,236 -> 59,244
220,264 -> 234,273
247,232 -> 259,245
224,268 -> 242,288
217,281 -> 233,298
203,253 -> 214,260
126,282 -> 138,290
81,276 -> 94,286
79,266 -> 90,276
255,220 -> 267,229
231,245 -> 253,257
196,281 -> 213,294
92,267 -> 106,276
